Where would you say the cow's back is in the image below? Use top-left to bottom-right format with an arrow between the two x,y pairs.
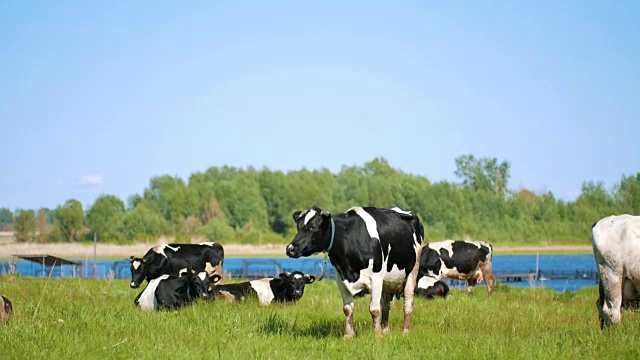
592,215 -> 640,276
145,243 -> 224,278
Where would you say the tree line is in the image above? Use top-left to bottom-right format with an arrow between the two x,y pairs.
3,155 -> 639,246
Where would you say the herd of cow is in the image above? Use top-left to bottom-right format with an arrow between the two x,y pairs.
0,207 -> 638,337
127,206 -> 495,337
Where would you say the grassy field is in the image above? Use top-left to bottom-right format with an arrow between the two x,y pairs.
1,276 -> 640,360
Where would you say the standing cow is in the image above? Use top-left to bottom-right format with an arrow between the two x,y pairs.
416,240 -> 495,297
592,214 -> 640,328
129,242 -> 224,288
286,206 -> 424,338
211,271 -> 316,305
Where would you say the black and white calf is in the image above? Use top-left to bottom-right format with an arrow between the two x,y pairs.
417,240 -> 495,297
211,271 -> 316,305
286,206 -> 424,338
134,271 -> 220,311
129,242 -> 224,288
0,295 -> 12,324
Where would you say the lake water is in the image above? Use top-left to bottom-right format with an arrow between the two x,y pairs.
0,253 -> 599,293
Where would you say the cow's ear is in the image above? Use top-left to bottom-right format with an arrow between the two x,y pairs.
293,211 -> 302,221
278,272 -> 291,280
128,256 -> 135,263
320,210 -> 330,217
210,274 -> 221,284
305,275 -> 316,284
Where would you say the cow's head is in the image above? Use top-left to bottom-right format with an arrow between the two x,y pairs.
415,277 -> 450,299
187,270 -> 221,300
278,271 -> 315,301
129,256 -> 147,288
286,206 -> 332,258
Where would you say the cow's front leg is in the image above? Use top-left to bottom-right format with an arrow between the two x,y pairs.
380,293 -> 393,334
336,279 -> 356,339
465,278 -> 476,296
369,273 -> 384,337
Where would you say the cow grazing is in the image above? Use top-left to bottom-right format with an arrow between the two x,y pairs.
417,240 -> 495,297
592,214 -> 640,328
286,206 -> 424,338
134,271 -> 221,311
0,295 -> 12,324
129,242 -> 224,288
211,271 -> 316,305
415,280 -> 450,300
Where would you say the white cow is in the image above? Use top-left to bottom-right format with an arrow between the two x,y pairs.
591,214 -> 640,328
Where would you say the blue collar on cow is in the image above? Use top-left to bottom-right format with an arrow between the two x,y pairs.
324,216 -> 335,254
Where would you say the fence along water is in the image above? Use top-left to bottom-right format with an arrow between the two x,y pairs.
0,254 -> 598,292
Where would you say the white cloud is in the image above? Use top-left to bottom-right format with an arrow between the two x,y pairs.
80,173 -> 104,186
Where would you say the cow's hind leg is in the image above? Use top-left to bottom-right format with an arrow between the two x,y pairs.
480,262 -> 495,296
598,267 -> 623,328
380,293 -> 393,334
402,250 -> 421,335
336,279 -> 356,339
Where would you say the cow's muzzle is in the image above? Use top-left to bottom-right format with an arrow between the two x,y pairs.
286,244 -> 299,258
130,282 -> 140,289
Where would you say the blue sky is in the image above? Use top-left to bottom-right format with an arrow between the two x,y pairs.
1,1 -> 638,211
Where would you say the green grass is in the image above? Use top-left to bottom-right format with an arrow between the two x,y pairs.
2,276 -> 640,359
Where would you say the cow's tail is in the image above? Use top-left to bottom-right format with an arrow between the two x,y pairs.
412,214 -> 425,245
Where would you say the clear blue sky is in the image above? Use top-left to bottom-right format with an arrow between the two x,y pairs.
1,1 -> 639,211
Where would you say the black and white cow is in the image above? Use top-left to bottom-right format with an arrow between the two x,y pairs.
592,214 -> 640,328
286,206 -> 424,338
417,240 -> 495,297
211,271 -> 316,305
134,270 -> 221,311
0,295 -> 12,324
129,242 -> 224,288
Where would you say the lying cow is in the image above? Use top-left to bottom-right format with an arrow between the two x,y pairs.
134,270 -> 220,311
129,242 -> 224,288
417,240 -> 495,297
0,295 -> 12,324
211,271 -> 316,305
592,214 -> 640,328
286,206 -> 424,338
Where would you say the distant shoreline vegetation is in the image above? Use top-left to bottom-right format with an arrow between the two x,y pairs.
2,155 -> 639,246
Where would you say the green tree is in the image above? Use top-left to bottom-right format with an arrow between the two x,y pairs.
614,172 -> 640,215
454,154 -> 510,197
0,207 -> 13,228
13,209 -> 38,242
152,176 -> 198,222
117,204 -> 171,242
257,168 -> 288,233
189,169 -> 226,225
86,194 -> 125,241
55,199 -> 85,242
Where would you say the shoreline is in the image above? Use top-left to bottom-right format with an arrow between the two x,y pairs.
0,241 -> 593,260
